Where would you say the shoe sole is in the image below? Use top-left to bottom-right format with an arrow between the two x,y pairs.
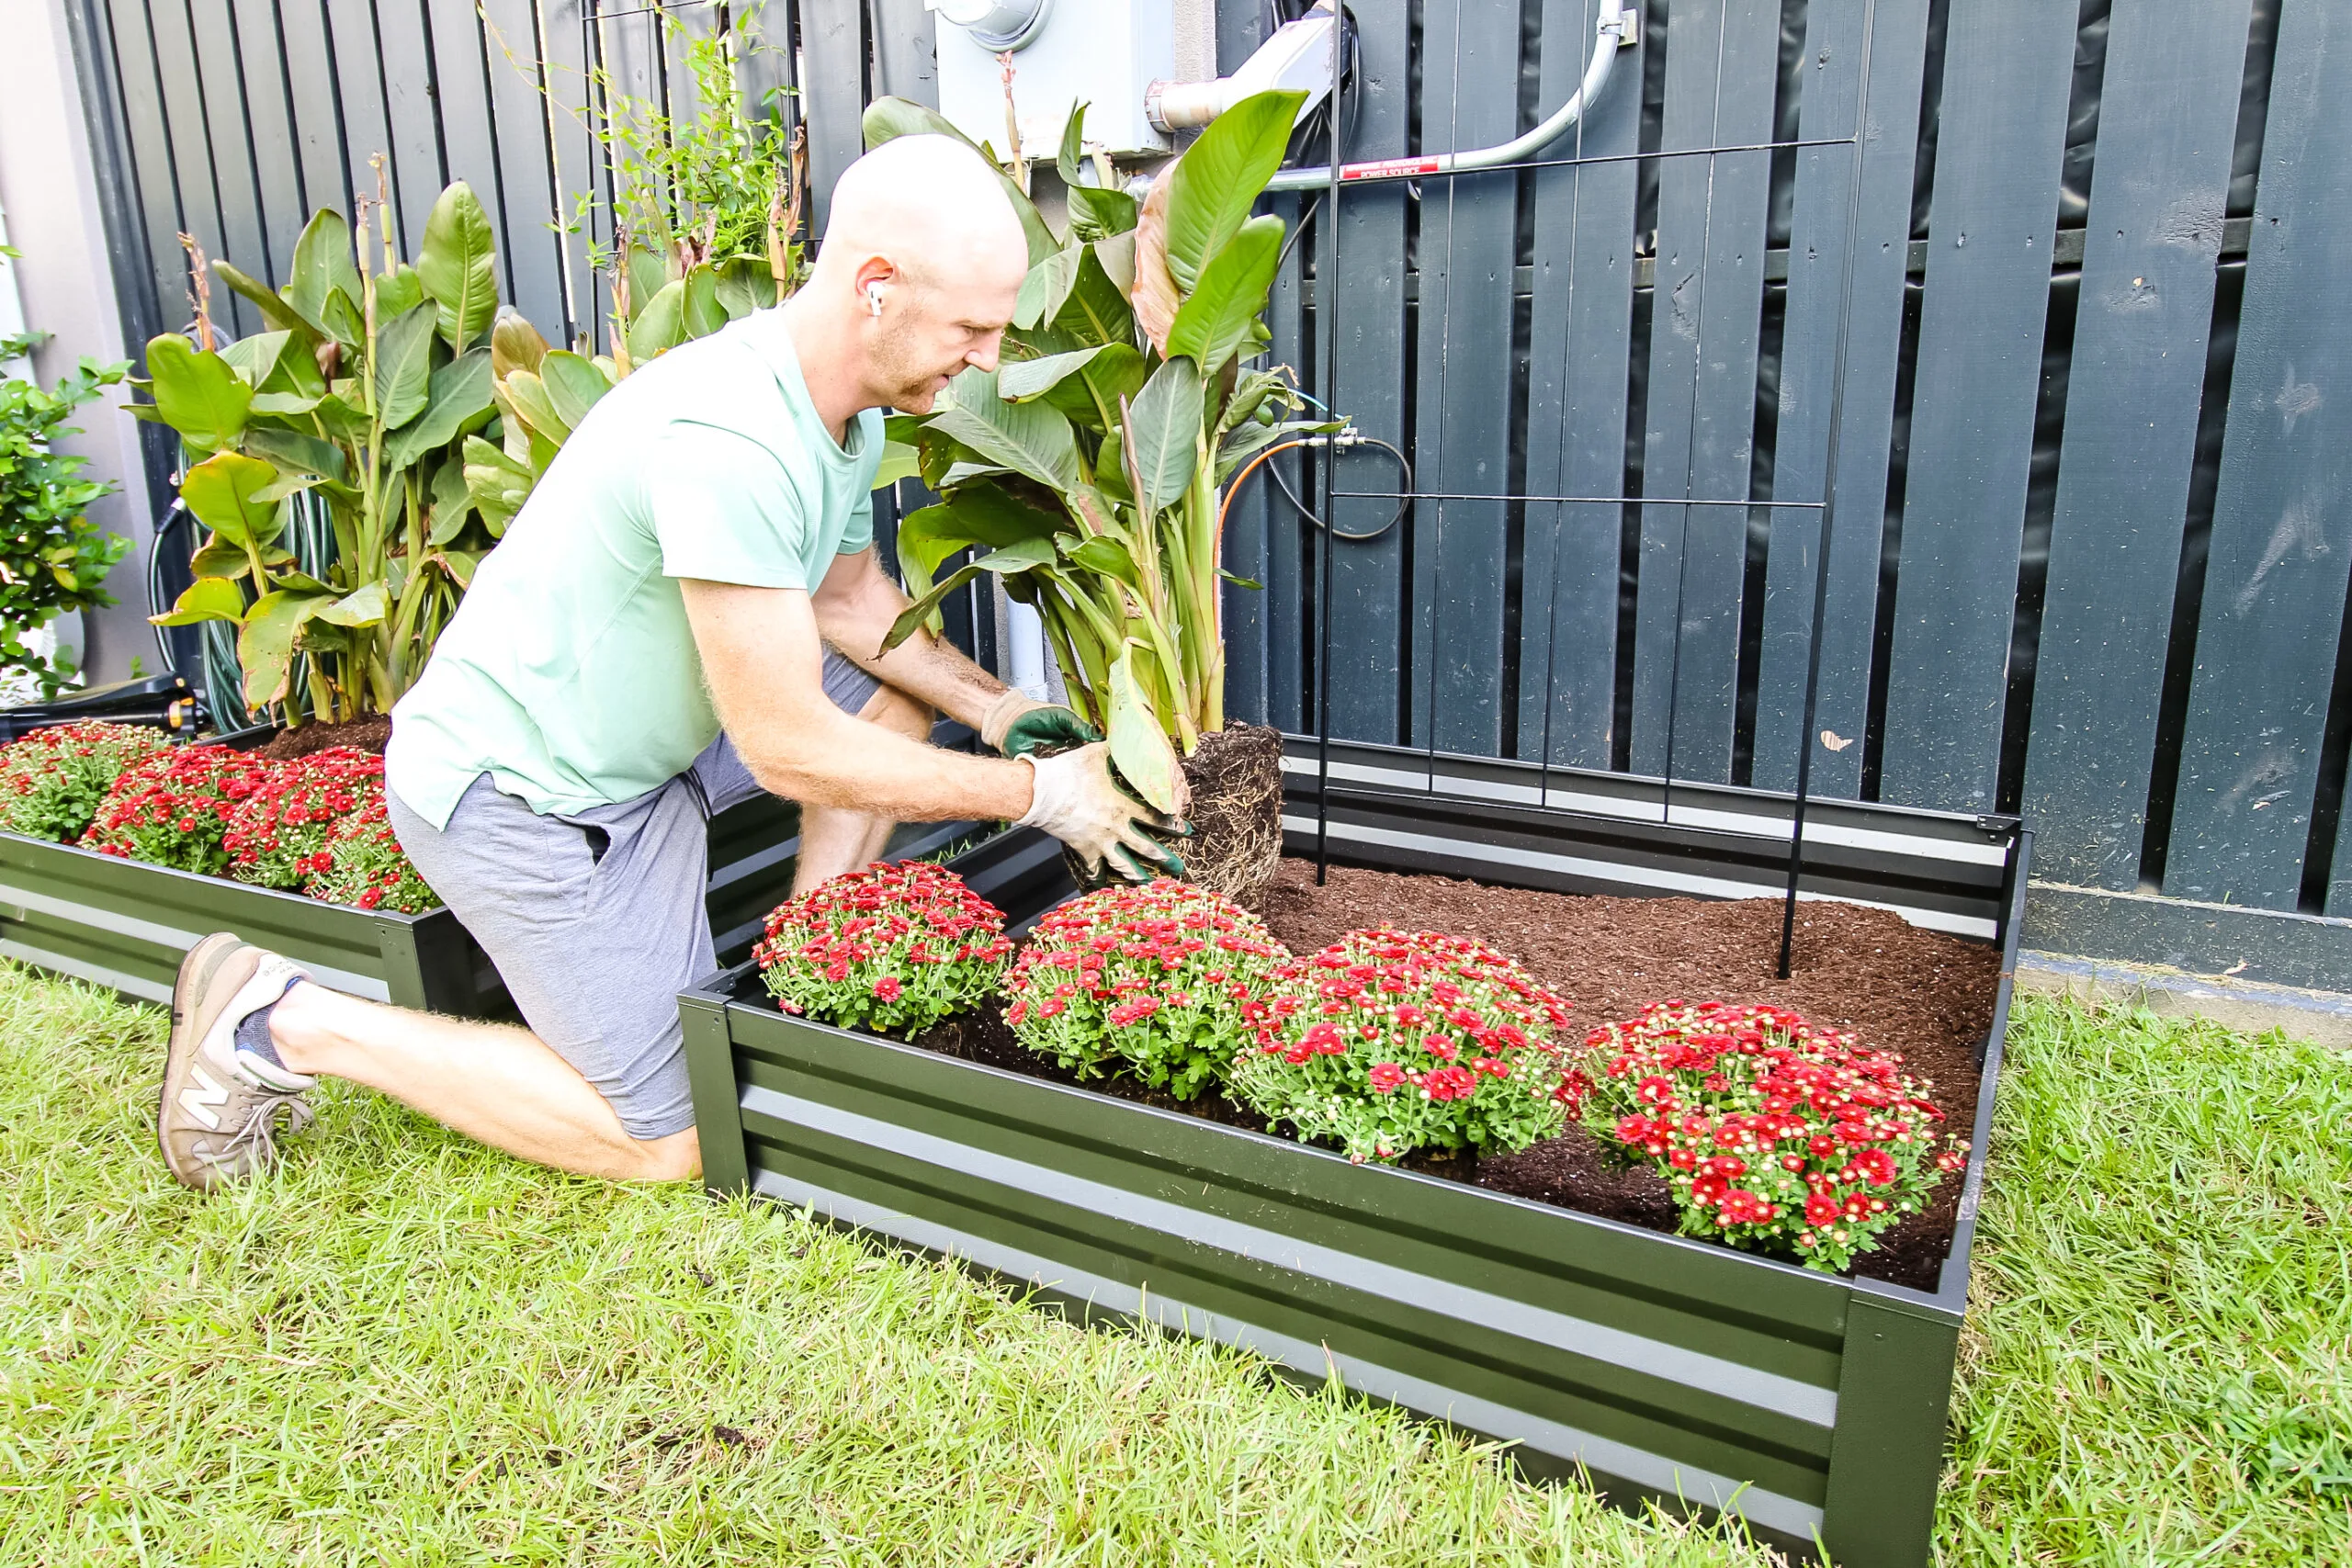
157,933 -> 253,1190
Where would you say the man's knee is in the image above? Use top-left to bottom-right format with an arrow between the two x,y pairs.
858,683 -> 934,742
624,1125 -> 702,1183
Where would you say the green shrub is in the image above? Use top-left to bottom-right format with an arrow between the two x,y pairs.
0,349 -> 130,698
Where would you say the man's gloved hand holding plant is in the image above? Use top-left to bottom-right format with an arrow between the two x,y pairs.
1015,741 -> 1189,883
979,690 -> 1098,760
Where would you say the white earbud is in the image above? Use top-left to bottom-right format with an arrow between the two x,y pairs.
865,282 -> 886,317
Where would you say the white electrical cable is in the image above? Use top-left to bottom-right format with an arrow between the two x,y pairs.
1261,0 -> 1634,193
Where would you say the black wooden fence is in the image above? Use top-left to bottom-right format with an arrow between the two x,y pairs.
59,0 -> 2352,987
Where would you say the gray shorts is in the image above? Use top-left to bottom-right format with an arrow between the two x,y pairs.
385,650 -> 883,1140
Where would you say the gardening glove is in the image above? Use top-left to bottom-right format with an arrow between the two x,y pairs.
981,690 -> 1099,759
1016,741 -> 1189,882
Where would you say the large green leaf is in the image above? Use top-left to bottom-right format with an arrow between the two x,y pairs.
1125,355 -> 1204,511
1000,344 -> 1115,402
628,279 -> 687,363
499,370 -> 571,446
212,262 -> 326,344
882,536 -> 1059,652
892,482 -> 1062,591
311,580 -> 390,627
1163,90 -> 1307,290
1062,532 -> 1141,589
220,331 -> 293,388
872,440 -> 922,491
148,575 -> 247,627
1216,415 -> 1341,483
255,329 -> 328,401
1166,214 -> 1285,377
713,256 -> 773,321
1050,247 -> 1136,348
373,265 -> 424,324
427,454 -> 474,545
238,590 -> 330,708
1057,99 -> 1090,185
385,348 -> 494,469
416,182 -> 499,351
1068,184 -> 1139,243
1106,647 -> 1182,815
288,209 -> 363,331
1014,245 -> 1086,332
179,451 -> 284,549
372,302 -> 438,430
142,334 -> 252,453
681,265 -> 729,340
861,96 -> 1057,266
625,248 -> 668,324
242,426 -> 348,487
462,434 -> 534,536
923,368 -> 1080,492
538,351 -> 612,431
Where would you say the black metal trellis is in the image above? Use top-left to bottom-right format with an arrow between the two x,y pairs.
1306,0 -> 1883,978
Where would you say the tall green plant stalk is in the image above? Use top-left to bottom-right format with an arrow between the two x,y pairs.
874,92 -> 1333,812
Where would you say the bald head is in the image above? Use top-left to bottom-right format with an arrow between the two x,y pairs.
804,135 -> 1031,413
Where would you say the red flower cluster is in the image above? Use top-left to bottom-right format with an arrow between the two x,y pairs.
755,860 -> 1012,1036
0,721 -> 170,842
303,799 -> 439,914
223,747 -> 385,890
1575,999 -> 1965,1272
1002,879 -> 1290,1099
79,745 -> 273,875
1228,927 -> 1573,1163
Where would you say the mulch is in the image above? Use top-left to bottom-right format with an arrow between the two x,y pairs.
910,856 -> 2000,1289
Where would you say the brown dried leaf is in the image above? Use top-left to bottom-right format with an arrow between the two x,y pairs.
1128,168 -> 1182,356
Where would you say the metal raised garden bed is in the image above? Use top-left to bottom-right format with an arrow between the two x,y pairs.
683,736 -> 2027,1567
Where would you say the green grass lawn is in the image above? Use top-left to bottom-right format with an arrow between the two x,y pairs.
1,964 -> 2346,1565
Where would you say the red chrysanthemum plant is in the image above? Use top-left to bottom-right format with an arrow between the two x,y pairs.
223,747 -> 385,890
305,798 -> 438,913
79,744 -> 273,875
1001,880 -> 1291,1099
1227,927 -> 1574,1163
1566,999 -> 1968,1272
0,721 -> 172,842
754,860 -> 1013,1037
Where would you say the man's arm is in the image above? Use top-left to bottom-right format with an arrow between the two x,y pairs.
683,577 -> 1034,822
808,545 -> 1008,731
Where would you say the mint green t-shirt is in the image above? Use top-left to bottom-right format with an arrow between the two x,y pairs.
386,309 -> 882,829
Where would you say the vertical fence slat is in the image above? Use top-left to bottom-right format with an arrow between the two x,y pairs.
226,0 -> 306,274
1408,0 -> 1522,757
1749,0 -> 1930,796
870,0 -> 937,106
321,0 -> 398,233
141,0 -> 236,335
374,0 -> 451,256
184,0 -> 272,320
2018,0 -> 2250,888
101,0 -> 190,342
274,0 -> 353,226
1630,0 -> 1780,782
478,0 -> 572,346
1212,0 -> 1272,727
429,0 -> 506,247
2165,1 -> 2352,910
1876,0 -> 2078,811
1317,0 -> 1411,746
1258,193 -> 1307,734
800,0 -> 865,234
1519,0 -> 1642,771
540,0 -> 605,351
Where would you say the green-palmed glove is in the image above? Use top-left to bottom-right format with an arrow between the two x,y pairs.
1016,742 -> 1188,882
981,691 -> 1099,759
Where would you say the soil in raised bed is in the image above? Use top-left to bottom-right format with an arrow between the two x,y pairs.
908,857 -> 2000,1290
252,716 -> 391,761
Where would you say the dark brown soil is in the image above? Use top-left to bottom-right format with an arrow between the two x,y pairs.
885,857 -> 2002,1289
1177,723 -> 1285,906
253,716 -> 391,761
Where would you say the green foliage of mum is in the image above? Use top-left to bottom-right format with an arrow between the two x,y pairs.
0,963 -> 1769,1565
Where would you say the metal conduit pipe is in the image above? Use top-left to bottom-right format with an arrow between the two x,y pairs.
1262,0 -> 1635,193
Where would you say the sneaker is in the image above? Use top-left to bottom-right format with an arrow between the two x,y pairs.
157,934 -> 318,1191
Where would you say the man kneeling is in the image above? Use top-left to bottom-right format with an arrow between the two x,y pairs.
154,135 -> 1182,1191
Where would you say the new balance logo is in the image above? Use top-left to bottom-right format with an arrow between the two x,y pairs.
178,1066 -> 230,1131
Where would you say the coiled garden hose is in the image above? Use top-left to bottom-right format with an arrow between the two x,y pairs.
1220,428 -> 1415,545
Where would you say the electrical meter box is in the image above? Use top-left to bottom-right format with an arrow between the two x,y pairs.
928,0 -> 1177,160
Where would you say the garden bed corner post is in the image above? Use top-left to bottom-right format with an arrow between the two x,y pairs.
682,987 -> 752,1198
1819,1287 -> 1964,1566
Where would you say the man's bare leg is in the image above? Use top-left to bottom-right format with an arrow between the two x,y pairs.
266,984 -> 699,1181
792,682 -> 933,894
